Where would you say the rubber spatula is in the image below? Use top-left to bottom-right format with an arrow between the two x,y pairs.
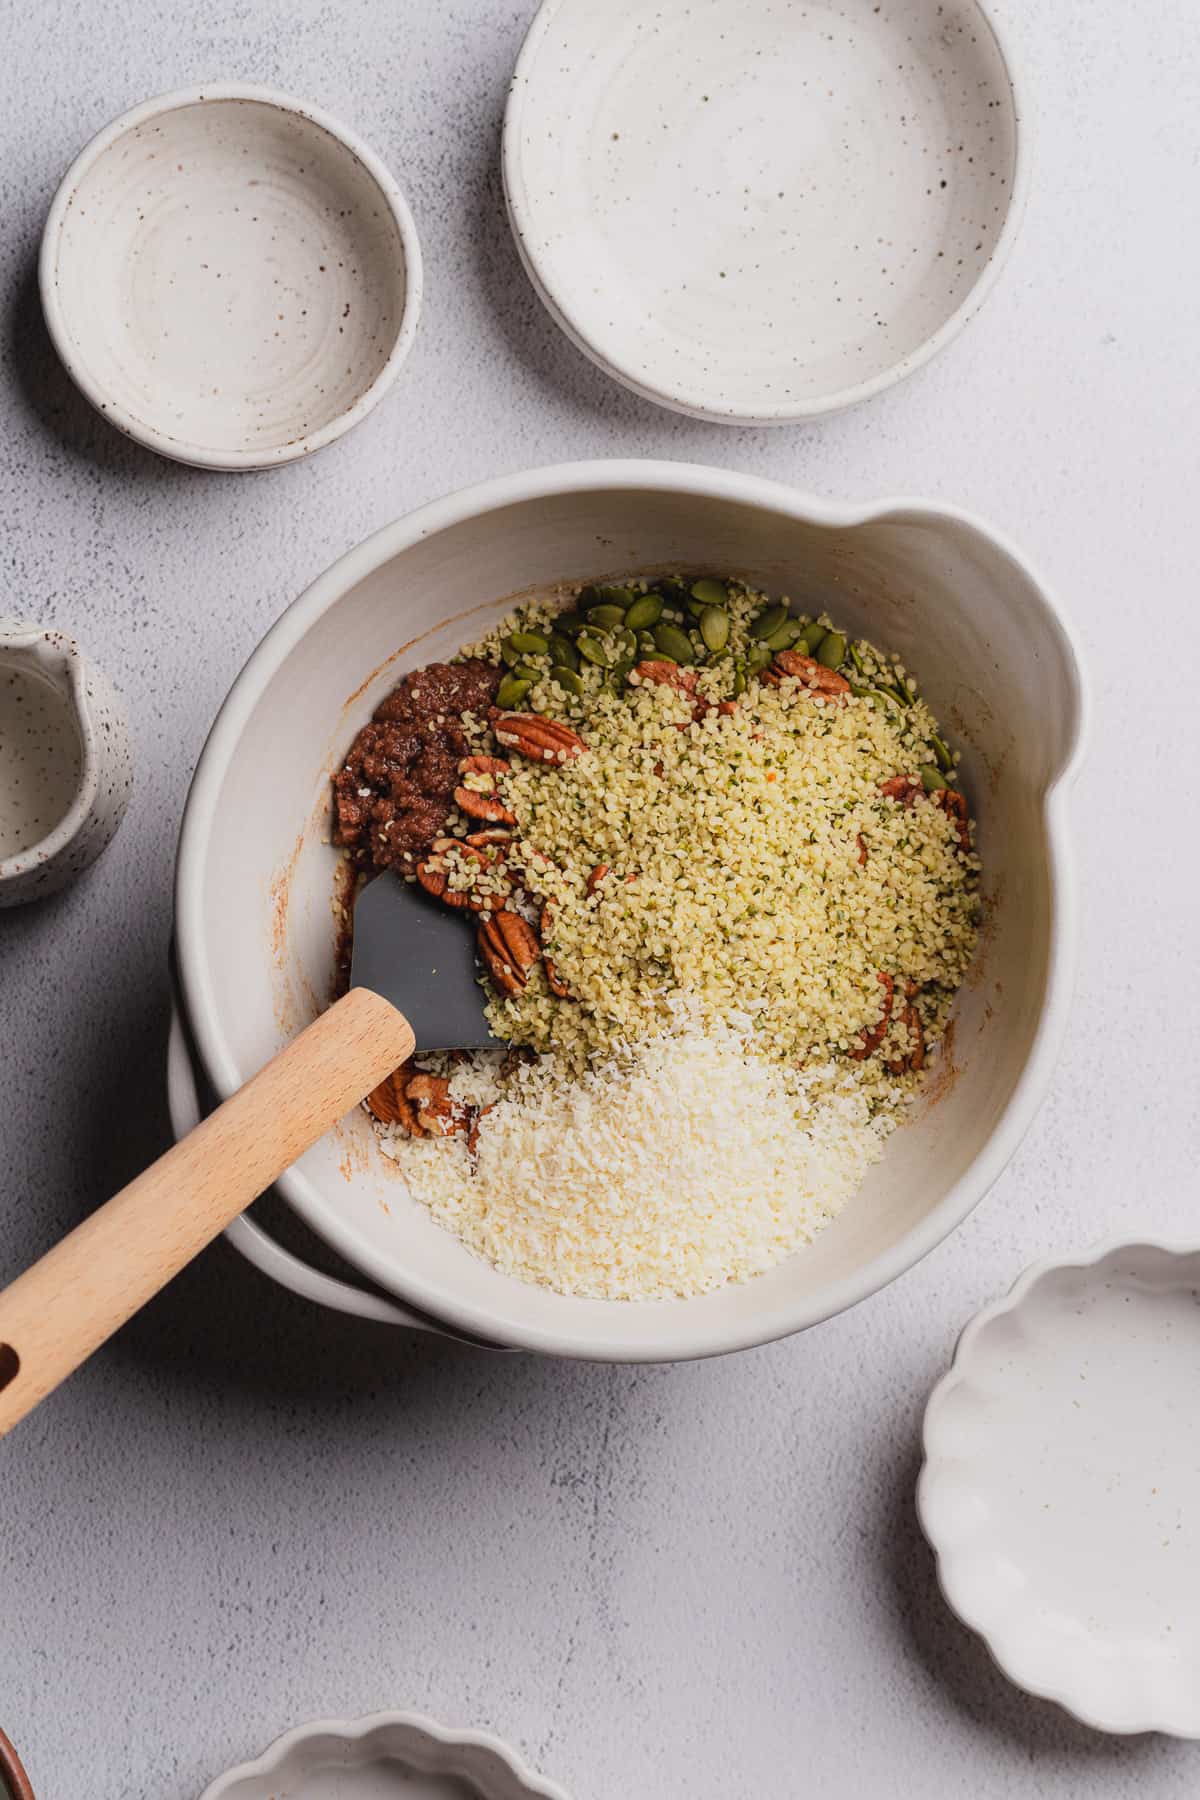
0,877 -> 496,1435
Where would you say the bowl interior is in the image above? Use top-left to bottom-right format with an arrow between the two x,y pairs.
505,0 -> 1021,419
179,476 -> 1080,1358
48,96 -> 409,461
0,654 -> 83,864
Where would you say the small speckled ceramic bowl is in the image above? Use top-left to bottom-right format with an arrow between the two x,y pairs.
40,85 -> 423,469
0,618 -> 132,906
504,0 -> 1026,422
920,1241 -> 1200,1736
199,1712 -> 570,1800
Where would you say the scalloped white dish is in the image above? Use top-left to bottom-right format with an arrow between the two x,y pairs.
199,1712 -> 569,1800
919,1241 -> 1200,1737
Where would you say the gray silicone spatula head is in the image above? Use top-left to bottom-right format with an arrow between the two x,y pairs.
349,871 -> 499,1054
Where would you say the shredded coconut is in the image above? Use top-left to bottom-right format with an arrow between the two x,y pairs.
380,1015 -> 891,1301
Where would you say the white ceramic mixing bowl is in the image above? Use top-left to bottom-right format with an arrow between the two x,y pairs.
174,461 -> 1086,1360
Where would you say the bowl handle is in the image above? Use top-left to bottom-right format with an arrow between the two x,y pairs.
167,1006 -> 438,1336
0,1729 -> 35,1800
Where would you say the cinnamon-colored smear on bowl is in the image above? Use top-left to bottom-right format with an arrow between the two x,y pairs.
331,657 -> 500,990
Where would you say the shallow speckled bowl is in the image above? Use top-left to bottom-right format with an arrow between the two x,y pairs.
504,0 -> 1026,422
199,1712 -> 569,1800
41,85 -> 422,469
920,1241 -> 1200,1737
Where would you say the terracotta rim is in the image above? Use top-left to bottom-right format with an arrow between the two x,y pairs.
0,1731 -> 35,1800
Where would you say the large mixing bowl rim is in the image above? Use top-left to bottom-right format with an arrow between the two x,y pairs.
175,459 -> 1088,1360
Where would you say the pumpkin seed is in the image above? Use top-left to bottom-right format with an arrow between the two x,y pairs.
691,577 -> 729,608
653,622 -> 696,664
496,674 -> 533,709
750,604 -> 788,641
554,613 -> 585,636
732,661 -> 748,697
931,732 -> 954,774
656,576 -> 689,604
800,621 -> 828,655
608,655 -> 636,691
547,632 -> 578,670
586,603 -> 628,631
636,630 -> 659,657
816,631 -> 846,670
745,642 -> 773,675
920,764 -> 943,793
588,583 -> 636,608
506,629 -> 550,656
551,665 -> 584,695
511,662 -> 543,682
614,626 -> 637,661
577,633 -> 612,667
763,618 -> 804,652
699,606 -> 730,653
848,641 -> 867,678
624,593 -> 664,632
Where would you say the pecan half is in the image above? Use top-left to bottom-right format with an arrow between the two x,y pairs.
850,971 -> 895,1061
936,786 -> 971,853
454,754 -> 516,826
856,832 -> 868,868
491,713 -> 587,763
887,979 -> 926,1075
416,837 -> 508,912
464,826 -> 514,849
762,651 -> 851,700
634,660 -> 698,695
540,897 -> 572,999
365,1060 -> 419,1131
459,754 -> 510,778
878,774 -> 921,807
586,864 -> 610,896
478,908 -> 540,997
407,1073 -> 468,1137
454,786 -> 516,825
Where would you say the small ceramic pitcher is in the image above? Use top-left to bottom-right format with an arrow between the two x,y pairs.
0,618 -> 132,906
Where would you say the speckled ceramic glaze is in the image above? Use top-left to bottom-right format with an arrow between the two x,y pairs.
199,1712 -> 570,1800
40,85 -> 423,469
504,0 -> 1025,422
0,619 -> 132,906
920,1241 -> 1200,1737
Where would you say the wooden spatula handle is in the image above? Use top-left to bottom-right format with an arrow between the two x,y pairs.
0,987 -> 415,1437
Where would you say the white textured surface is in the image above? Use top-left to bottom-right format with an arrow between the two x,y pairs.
0,1 -> 1198,1796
